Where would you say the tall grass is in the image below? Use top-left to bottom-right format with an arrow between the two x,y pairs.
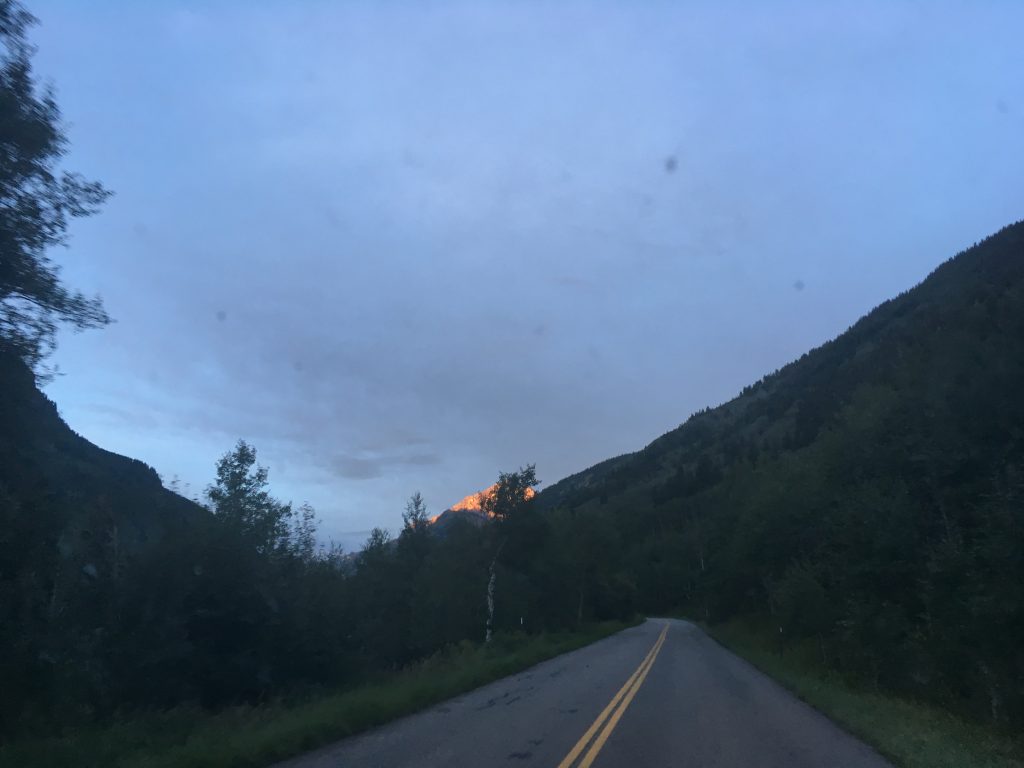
0,621 -> 635,768
706,619 -> 1024,768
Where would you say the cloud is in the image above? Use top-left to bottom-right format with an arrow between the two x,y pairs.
331,450 -> 442,481
333,456 -> 383,481
36,0 -> 1024,536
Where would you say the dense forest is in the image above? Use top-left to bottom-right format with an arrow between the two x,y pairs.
1,0 -> 1021,744
0,0 -> 630,737
541,219 -> 1024,726
1,348 -> 626,734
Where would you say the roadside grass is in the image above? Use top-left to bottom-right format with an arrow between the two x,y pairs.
705,618 -> 1024,768
0,620 -> 636,768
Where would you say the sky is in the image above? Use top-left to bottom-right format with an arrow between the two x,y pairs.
29,0 -> 1024,550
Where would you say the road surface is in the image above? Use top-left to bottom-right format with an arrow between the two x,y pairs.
274,618 -> 891,768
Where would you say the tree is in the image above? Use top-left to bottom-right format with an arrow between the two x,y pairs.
480,465 -> 540,642
363,527 -> 391,552
290,502 -> 318,561
479,464 -> 538,522
205,440 -> 292,555
402,491 -> 429,532
0,1 -> 112,373
395,492 -> 433,658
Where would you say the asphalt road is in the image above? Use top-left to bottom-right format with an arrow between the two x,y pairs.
274,618 -> 892,768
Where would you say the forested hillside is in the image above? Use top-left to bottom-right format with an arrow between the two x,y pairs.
0,350 -> 203,538
540,221 -> 1024,724
3,0 -> 1022,745
4,222 -> 1021,739
0,0 -> 628,737
0,365 -> 622,736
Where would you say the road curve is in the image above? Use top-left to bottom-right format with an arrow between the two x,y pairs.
274,618 -> 892,768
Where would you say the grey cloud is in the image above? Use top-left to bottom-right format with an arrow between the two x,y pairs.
332,450 -> 442,481
333,456 -> 383,480
37,0 -> 1024,537
405,453 -> 442,467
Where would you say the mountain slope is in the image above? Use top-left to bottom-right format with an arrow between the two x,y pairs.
0,351 -> 205,551
539,220 -> 1024,723
429,483 -> 538,535
543,220 -> 1024,510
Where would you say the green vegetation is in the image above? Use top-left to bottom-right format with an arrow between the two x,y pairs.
2,0 -> 1022,757
0,620 -> 634,768
1,407 -> 639,736
0,0 -> 111,374
705,619 -> 1024,768
542,221 -> 1024,729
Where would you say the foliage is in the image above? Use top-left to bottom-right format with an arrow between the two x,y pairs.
707,618 -> 1024,768
1,0 -> 1021,747
542,221 -> 1024,727
205,440 -> 295,556
479,464 -> 538,521
0,6 -> 624,743
401,491 -> 429,532
0,621 -> 636,768
0,354 -> 636,738
0,0 -> 111,374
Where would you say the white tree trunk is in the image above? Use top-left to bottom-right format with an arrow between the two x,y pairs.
485,540 -> 506,644
485,562 -> 497,643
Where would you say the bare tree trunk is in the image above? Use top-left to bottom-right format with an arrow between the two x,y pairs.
485,566 -> 497,643
485,540 -> 506,644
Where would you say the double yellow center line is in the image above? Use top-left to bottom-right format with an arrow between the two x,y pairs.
556,623 -> 669,768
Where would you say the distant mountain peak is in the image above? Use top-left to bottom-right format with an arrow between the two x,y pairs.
429,482 -> 536,526
434,483 -> 540,520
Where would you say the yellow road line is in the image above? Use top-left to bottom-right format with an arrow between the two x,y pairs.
576,625 -> 668,767
557,623 -> 669,768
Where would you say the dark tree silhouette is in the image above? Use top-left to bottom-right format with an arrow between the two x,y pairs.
205,440 -> 293,556
0,0 -> 111,373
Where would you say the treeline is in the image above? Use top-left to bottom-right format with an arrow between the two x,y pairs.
0,0 -> 629,739
4,0 -> 1023,739
0,441 -> 636,736
541,221 -> 1024,727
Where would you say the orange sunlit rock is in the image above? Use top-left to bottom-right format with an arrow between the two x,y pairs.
429,483 -> 536,523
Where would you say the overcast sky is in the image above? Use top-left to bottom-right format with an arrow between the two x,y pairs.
32,1 -> 1024,549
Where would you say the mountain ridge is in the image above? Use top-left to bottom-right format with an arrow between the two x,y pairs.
2,220 -> 1021,728
540,220 -> 1024,512
0,350 -> 207,552
534,219 -> 1024,722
